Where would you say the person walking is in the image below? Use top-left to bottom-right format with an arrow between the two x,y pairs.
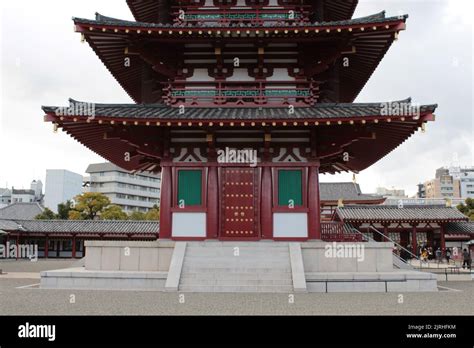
445,248 -> 451,265
435,248 -> 442,263
462,249 -> 472,270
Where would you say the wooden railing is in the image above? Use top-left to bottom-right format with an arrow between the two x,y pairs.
173,8 -> 310,25
162,80 -> 318,107
320,222 -> 363,242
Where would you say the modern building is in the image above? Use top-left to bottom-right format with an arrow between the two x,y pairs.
0,188 -> 12,208
44,170 -> 83,213
10,180 -> 43,204
422,167 -> 461,199
449,166 -> 474,199
376,187 -> 407,199
84,163 -> 161,213
42,1 -> 437,243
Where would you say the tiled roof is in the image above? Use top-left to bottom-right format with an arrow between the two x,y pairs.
43,98 -> 437,121
12,189 -> 35,195
0,219 -> 159,235
445,221 -> 474,235
336,205 -> 469,223
320,182 -> 384,203
74,11 -> 406,29
86,162 -> 160,178
0,203 -> 44,220
0,220 -> 22,231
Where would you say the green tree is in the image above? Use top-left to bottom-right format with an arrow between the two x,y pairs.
35,208 -> 56,220
128,211 -> 146,220
145,204 -> 160,221
57,200 -> 73,220
69,192 -> 111,220
101,205 -> 128,220
457,198 -> 474,221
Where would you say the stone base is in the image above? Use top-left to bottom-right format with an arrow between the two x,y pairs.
39,240 -> 439,293
305,270 -> 438,292
40,267 -> 167,290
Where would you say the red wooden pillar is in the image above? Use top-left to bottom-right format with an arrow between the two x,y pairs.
260,165 -> 273,239
44,235 -> 49,259
440,223 -> 446,254
207,165 -> 219,239
72,235 -> 76,259
308,164 -> 321,239
159,164 -> 173,239
383,225 -> 390,242
411,224 -> 418,257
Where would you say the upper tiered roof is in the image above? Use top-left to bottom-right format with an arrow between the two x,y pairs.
126,0 -> 359,24
74,11 -> 406,105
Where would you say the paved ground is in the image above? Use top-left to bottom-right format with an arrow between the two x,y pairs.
0,260 -> 472,316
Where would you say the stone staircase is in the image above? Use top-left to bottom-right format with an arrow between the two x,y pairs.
179,241 -> 293,292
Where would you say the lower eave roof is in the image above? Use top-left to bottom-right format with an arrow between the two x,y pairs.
336,205 -> 469,223
43,98 -> 436,120
1,219 -> 159,234
444,221 -> 474,235
41,98 -> 436,173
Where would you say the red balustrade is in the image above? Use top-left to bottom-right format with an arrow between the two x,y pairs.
320,222 -> 363,242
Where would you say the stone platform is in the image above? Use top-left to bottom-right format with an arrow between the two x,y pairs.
40,240 -> 438,292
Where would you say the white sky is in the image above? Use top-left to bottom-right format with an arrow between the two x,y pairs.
0,0 -> 473,196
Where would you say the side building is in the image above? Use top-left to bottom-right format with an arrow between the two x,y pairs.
44,170 -> 84,213
84,163 -> 161,213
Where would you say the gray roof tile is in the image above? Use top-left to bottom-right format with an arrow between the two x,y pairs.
43,98 -> 437,121
320,182 -> 384,202
1,219 -> 159,235
445,221 -> 474,235
0,203 -> 44,220
336,205 -> 469,222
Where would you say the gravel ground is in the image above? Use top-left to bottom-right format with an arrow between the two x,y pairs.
0,259 -> 79,273
0,260 -> 472,315
0,278 -> 471,316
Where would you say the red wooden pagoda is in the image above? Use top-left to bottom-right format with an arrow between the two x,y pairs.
42,0 -> 437,241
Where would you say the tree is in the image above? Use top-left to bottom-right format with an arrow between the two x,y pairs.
457,198 -> 474,221
57,200 -> 73,220
35,208 -> 56,220
128,211 -> 146,220
69,192 -> 111,220
68,210 -> 84,220
101,205 -> 128,220
145,204 -> 160,221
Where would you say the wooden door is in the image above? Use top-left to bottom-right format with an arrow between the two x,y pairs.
220,168 -> 259,239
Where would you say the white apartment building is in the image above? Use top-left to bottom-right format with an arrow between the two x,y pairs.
45,170 -> 84,212
84,163 -> 161,213
449,166 -> 474,199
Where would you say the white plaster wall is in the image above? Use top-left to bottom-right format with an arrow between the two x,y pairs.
172,212 -> 207,237
273,213 -> 308,238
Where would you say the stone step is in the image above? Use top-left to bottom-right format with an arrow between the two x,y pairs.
184,250 -> 290,257
180,278 -> 293,286
186,242 -> 289,248
178,285 -> 293,293
181,272 -> 292,280
182,261 -> 291,268
181,266 -> 291,273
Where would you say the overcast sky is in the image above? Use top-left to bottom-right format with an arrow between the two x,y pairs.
0,0 -> 472,196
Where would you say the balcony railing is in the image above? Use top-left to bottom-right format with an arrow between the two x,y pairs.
174,8 -> 310,25
320,222 -> 363,242
163,80 -> 318,107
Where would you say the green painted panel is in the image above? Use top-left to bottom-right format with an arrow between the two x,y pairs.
278,170 -> 303,207
177,170 -> 202,207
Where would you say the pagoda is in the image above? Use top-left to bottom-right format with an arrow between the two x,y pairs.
43,0 -> 437,241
